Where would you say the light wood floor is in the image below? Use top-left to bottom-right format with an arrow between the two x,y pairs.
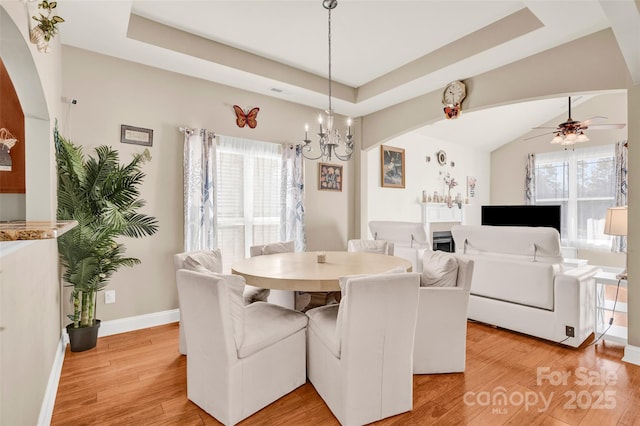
52,321 -> 640,425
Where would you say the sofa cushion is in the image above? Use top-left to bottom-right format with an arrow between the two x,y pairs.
469,256 -> 557,310
421,251 -> 459,287
239,302 -> 308,358
183,249 -> 223,273
451,225 -> 564,264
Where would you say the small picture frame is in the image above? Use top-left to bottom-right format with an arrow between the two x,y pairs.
318,163 -> 342,191
120,125 -> 153,147
467,176 -> 477,198
381,145 -> 405,188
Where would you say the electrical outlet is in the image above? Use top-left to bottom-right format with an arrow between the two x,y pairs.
565,326 -> 575,338
105,290 -> 116,304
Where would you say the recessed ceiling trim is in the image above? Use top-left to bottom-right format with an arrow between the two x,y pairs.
126,13 -> 357,104
357,7 -> 544,102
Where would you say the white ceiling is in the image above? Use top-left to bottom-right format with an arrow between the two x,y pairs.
56,0 -> 639,150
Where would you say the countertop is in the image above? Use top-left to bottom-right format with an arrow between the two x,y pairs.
0,220 -> 78,241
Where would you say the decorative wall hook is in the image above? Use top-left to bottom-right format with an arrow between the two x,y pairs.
0,128 -> 18,172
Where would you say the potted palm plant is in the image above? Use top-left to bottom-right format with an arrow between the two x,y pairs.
55,128 -> 158,352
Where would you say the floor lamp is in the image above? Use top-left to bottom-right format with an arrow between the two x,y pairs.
604,206 -> 628,280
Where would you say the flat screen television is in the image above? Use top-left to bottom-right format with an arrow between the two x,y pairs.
481,205 -> 561,234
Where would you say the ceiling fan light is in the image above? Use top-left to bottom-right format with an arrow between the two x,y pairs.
564,133 -> 577,143
551,134 -> 563,144
576,131 -> 589,142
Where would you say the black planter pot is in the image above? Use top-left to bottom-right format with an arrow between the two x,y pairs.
66,320 -> 101,352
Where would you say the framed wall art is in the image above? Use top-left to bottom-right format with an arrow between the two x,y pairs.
120,125 -> 153,147
318,163 -> 342,191
467,176 -> 477,198
381,145 -> 405,188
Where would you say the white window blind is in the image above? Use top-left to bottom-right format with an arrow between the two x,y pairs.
216,136 -> 282,271
535,144 -> 615,249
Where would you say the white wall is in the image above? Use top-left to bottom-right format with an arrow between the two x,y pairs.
1,2 -> 63,424
363,131 -> 490,238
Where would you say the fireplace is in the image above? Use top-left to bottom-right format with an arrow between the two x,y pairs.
432,231 -> 455,253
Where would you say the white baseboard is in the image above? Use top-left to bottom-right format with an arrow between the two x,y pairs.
38,332 -> 67,426
44,309 -> 180,424
97,308 -> 180,337
622,344 -> 640,366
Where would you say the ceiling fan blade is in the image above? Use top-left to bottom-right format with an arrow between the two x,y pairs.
531,126 -> 559,130
585,123 -> 626,130
579,116 -> 607,126
524,132 -> 555,141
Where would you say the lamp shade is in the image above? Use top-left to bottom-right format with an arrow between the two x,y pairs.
603,206 -> 627,236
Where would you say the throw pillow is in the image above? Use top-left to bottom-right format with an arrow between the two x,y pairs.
184,249 -> 223,273
421,250 -> 459,287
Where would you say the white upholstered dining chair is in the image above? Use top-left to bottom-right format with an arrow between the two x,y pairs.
176,269 -> 308,425
347,239 -> 394,255
306,272 -> 420,425
413,251 -> 474,374
173,249 -> 223,355
174,248 -> 274,355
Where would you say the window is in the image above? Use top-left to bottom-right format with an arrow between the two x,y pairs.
535,145 -> 615,249
216,136 -> 282,271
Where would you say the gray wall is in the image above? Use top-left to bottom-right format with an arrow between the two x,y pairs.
61,46 -> 358,322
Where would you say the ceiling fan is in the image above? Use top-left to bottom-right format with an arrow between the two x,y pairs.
525,96 -> 626,146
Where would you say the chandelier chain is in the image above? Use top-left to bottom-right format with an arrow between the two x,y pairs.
327,6 -> 332,112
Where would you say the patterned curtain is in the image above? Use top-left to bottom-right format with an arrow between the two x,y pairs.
612,140 -> 628,252
524,153 -> 536,205
281,144 -> 306,252
183,129 -> 217,251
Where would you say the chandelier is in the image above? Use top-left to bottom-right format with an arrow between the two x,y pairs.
301,0 -> 354,162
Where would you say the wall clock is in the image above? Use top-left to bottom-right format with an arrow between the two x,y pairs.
442,80 -> 466,119
436,150 -> 447,166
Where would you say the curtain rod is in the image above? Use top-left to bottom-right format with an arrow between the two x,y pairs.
178,127 -> 216,138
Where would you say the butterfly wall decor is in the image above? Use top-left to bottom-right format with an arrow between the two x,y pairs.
233,105 -> 259,129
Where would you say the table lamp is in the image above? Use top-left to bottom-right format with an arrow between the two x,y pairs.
604,206 -> 627,279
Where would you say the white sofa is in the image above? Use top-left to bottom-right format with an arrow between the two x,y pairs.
451,225 -> 599,347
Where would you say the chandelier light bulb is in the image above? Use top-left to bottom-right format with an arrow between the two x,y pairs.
551,133 -> 563,144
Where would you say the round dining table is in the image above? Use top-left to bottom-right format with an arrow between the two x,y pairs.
231,250 -> 413,292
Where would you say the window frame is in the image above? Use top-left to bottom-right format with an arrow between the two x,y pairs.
534,144 -> 616,250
